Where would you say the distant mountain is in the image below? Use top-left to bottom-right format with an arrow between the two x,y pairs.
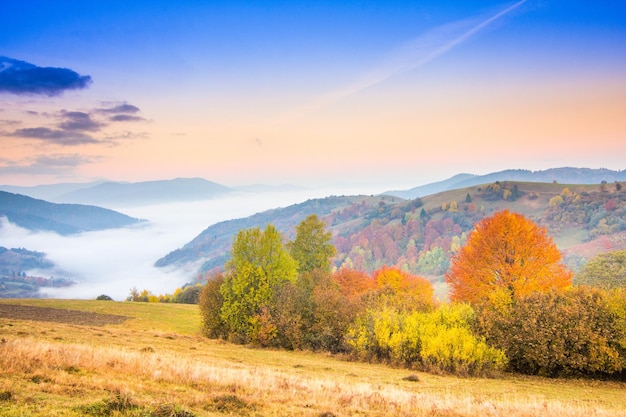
0,181 -> 105,201
158,180 -> 626,280
0,191 -> 143,235
385,173 -> 476,200
385,167 -> 626,199
56,177 -> 232,206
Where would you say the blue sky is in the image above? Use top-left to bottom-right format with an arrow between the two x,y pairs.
1,1 -> 625,187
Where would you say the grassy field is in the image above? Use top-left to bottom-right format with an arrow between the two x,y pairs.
0,299 -> 625,416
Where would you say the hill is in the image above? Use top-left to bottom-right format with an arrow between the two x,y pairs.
0,191 -> 143,235
155,194 -> 394,271
386,167 -> 626,199
158,180 -> 626,280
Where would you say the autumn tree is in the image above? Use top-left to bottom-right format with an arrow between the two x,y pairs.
373,266 -> 434,312
287,214 -> 336,274
445,210 -> 572,305
220,224 -> 298,344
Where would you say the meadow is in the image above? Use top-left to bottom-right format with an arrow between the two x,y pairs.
0,299 -> 624,417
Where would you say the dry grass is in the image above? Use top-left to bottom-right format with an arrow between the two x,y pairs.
1,299 -> 625,416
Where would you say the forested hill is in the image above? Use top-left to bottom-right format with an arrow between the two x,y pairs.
0,191 -> 143,235
158,181 -> 626,278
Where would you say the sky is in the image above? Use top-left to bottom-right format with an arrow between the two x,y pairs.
1,0 -> 625,190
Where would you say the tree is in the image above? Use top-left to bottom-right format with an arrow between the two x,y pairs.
576,250 -> 626,290
220,224 -> 298,344
446,210 -> 572,305
199,273 -> 228,339
373,266 -> 434,312
287,214 -> 336,274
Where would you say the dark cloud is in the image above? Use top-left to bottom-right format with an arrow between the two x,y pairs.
9,127 -> 99,145
0,56 -> 92,96
98,103 -> 140,114
58,111 -> 103,131
109,114 -> 146,122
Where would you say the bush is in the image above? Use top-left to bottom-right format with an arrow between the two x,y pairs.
477,287 -> 626,378
174,285 -> 202,304
198,273 -> 229,339
347,304 -> 507,376
95,294 -> 113,301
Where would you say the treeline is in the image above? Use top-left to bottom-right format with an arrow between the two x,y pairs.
199,212 -> 626,379
127,285 -> 202,304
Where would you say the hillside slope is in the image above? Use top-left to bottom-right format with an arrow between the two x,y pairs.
158,181 -> 626,278
0,191 -> 143,235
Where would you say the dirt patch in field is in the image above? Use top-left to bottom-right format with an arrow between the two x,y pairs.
0,304 -> 128,326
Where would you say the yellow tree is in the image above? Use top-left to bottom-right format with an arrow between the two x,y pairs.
445,210 -> 572,305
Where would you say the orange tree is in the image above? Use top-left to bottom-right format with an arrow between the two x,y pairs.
445,210 -> 571,305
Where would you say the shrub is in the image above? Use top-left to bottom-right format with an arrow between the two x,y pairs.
198,273 -> 229,339
477,287 -> 626,377
95,294 -> 113,301
347,304 -> 507,376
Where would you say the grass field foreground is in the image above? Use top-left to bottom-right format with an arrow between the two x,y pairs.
0,299 -> 625,416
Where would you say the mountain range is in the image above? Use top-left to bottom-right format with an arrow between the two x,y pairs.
385,168 -> 626,199
0,178 -> 306,207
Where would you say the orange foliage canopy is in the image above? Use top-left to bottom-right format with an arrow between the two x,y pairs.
373,266 -> 434,311
445,210 -> 572,305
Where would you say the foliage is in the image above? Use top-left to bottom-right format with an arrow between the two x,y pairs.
220,224 -> 298,345
575,250 -> 626,290
287,214 -> 336,274
347,303 -> 507,376
199,273 -> 229,339
372,266 -> 434,312
174,285 -> 202,304
477,287 -> 626,377
95,294 -> 113,301
446,210 -> 572,305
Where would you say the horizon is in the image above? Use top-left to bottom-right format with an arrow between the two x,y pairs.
1,1 -> 625,188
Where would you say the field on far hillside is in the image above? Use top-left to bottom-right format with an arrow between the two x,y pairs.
1,299 -> 625,417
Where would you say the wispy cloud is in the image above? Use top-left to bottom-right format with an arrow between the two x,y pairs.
0,56 -> 92,96
8,127 -> 99,145
0,153 -> 99,176
285,0 -> 527,120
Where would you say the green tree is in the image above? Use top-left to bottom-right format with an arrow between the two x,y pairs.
220,224 -> 298,344
287,214 -> 336,274
576,250 -> 626,290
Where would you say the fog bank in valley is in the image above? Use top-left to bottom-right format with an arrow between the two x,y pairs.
0,185 -> 387,300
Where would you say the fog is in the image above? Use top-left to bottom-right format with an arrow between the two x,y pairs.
0,184 -> 389,300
